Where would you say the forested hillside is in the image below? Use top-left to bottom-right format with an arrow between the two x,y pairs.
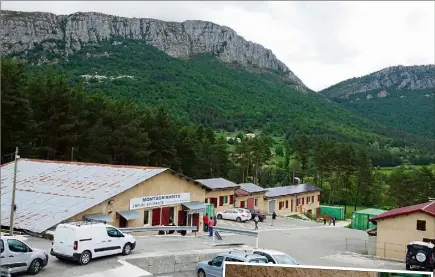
10,38 -> 433,160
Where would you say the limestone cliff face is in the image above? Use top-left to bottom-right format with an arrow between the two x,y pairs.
1,10 -> 309,92
320,65 -> 435,97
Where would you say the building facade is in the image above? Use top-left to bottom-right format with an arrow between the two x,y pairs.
197,178 -> 240,213
264,184 -> 322,216
370,201 -> 435,260
235,183 -> 267,210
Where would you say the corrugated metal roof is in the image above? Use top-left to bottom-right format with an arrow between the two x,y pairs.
196,178 -> 240,190
182,201 -> 206,214
239,183 -> 267,194
118,210 -> 141,221
265,183 -> 322,198
1,159 -> 167,233
370,201 -> 435,222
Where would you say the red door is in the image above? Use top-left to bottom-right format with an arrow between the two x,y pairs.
210,198 -> 218,208
161,207 -> 171,225
247,198 -> 254,209
178,210 -> 185,226
192,214 -> 199,231
240,201 -> 246,208
152,208 -> 161,226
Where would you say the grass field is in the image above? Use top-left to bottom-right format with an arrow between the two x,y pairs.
376,164 -> 435,175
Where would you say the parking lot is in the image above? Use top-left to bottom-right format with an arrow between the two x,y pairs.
15,217 -> 408,277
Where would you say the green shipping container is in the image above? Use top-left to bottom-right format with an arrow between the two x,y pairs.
319,206 -> 345,220
352,208 -> 386,230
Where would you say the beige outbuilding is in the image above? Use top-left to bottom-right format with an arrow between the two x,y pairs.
369,201 -> 435,260
197,178 -> 240,213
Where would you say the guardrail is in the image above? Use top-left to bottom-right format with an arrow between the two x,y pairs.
213,226 -> 259,248
0,266 -> 11,277
119,225 -> 198,233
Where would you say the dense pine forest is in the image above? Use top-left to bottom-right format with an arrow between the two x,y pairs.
2,58 -> 434,212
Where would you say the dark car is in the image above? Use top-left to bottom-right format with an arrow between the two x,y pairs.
249,209 -> 266,222
405,241 -> 434,271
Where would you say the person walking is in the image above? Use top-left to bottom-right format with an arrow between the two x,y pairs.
323,214 -> 327,225
203,213 -> 209,232
332,216 -> 336,226
271,211 -> 277,226
208,216 -> 215,237
254,215 -> 259,230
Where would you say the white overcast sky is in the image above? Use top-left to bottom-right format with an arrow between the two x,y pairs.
2,1 -> 434,91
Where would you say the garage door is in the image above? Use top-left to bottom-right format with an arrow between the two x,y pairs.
247,198 -> 255,209
268,200 -> 276,213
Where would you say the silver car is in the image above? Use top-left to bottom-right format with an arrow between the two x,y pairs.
252,249 -> 299,265
196,251 -> 268,277
1,236 -> 48,275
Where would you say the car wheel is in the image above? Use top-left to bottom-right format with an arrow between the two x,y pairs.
28,258 -> 43,275
122,243 -> 132,255
198,269 -> 206,277
217,214 -> 222,219
79,251 -> 92,265
236,217 -> 242,222
405,264 -> 410,270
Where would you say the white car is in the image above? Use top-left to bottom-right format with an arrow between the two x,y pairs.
252,249 -> 299,265
51,221 -> 136,265
216,208 -> 251,222
1,235 -> 49,275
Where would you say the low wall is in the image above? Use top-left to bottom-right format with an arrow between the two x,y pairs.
126,248 -> 251,275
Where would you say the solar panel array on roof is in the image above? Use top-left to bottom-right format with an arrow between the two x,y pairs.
265,183 -> 321,198
196,178 -> 240,190
0,159 -> 167,233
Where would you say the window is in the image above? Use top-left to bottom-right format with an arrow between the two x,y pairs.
7,239 -> 28,253
211,255 -> 224,267
254,198 -> 258,207
285,200 -> 289,209
296,198 -> 300,205
307,197 -> 311,204
219,196 -> 224,206
317,195 -> 320,202
225,257 -> 242,262
205,198 -> 208,203
249,259 -> 268,263
224,196 -> 229,205
417,220 -> 426,231
311,196 -> 314,203
144,210 -> 149,225
0,240 -> 4,253
230,195 -> 234,205
302,198 -> 305,205
106,227 -> 123,237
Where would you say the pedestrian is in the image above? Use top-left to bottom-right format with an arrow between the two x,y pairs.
332,216 -> 336,226
254,215 -> 259,230
271,211 -> 277,226
208,216 -> 215,237
323,214 -> 327,225
203,213 -> 209,232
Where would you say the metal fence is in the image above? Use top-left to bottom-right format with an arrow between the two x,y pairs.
345,238 -> 407,260
0,266 -> 11,277
213,226 -> 259,248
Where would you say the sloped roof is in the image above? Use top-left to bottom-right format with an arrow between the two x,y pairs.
239,183 -> 267,194
1,159 -> 168,233
370,201 -> 435,222
196,178 -> 240,190
354,208 -> 386,216
265,183 -> 322,198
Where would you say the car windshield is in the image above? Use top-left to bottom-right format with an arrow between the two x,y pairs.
273,255 -> 298,264
248,258 -> 268,263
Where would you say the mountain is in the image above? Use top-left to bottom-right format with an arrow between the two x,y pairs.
1,10 -> 433,162
0,10 -> 309,92
320,65 -> 435,139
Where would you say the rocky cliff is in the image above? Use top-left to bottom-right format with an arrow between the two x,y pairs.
320,65 -> 435,97
1,10 -> 309,92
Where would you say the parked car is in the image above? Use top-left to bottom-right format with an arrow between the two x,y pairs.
216,209 -> 251,222
51,221 -> 136,265
405,241 -> 434,271
1,235 -> 49,275
249,209 -> 266,222
252,249 -> 299,265
196,251 -> 268,277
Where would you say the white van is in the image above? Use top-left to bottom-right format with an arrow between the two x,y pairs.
50,221 -> 136,265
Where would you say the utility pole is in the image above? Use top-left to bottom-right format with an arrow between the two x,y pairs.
9,147 -> 19,235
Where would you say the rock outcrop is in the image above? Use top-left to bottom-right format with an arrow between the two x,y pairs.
320,65 -> 435,97
1,10 -> 309,92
